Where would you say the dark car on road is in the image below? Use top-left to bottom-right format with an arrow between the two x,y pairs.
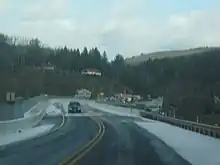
68,101 -> 82,113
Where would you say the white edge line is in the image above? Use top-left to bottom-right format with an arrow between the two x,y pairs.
50,103 -> 66,132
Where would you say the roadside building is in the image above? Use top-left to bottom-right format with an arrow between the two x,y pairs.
114,93 -> 142,102
81,68 -> 102,76
75,89 -> 92,99
42,63 -> 55,72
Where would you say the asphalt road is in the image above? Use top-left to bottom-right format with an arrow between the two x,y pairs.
74,115 -> 191,165
0,116 -> 99,165
0,107 -> 191,165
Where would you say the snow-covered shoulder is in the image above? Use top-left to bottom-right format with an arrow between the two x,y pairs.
46,104 -> 62,116
0,124 -> 54,147
136,120 -> 220,165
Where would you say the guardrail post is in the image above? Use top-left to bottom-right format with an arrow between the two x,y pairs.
210,130 -> 212,136
215,132 -> 218,138
131,106 -> 220,139
216,132 -> 219,138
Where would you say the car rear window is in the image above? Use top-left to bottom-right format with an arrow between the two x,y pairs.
69,102 -> 80,106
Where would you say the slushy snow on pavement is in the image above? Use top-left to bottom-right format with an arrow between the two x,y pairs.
0,124 -> 54,146
89,102 -> 140,117
91,102 -> 220,165
46,104 -> 62,116
136,120 -> 220,165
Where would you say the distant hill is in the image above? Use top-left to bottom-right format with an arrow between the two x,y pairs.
126,47 -> 220,65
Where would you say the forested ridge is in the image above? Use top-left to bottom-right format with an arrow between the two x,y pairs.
1,33 -> 220,123
0,33 -> 127,100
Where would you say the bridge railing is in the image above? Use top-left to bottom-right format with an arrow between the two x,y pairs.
97,100 -> 220,139
140,111 -> 220,138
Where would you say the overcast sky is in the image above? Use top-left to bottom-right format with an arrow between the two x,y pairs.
0,0 -> 220,59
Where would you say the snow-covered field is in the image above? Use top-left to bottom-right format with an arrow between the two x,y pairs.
92,102 -> 220,165
88,102 -> 140,117
0,124 -> 54,146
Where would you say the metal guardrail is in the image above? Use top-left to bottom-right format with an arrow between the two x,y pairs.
140,111 -> 220,139
98,100 -> 220,139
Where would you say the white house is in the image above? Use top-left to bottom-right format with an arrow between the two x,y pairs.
81,68 -> 102,76
42,63 -> 55,72
75,89 -> 92,99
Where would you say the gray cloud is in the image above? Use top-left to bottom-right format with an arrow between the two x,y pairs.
0,0 -> 220,59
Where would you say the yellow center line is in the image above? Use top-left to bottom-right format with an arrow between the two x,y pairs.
69,121 -> 105,164
58,117 -> 105,165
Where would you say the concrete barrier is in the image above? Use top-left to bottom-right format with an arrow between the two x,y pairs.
0,102 -> 49,135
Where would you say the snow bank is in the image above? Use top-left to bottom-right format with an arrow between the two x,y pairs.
136,121 -> 220,165
46,105 -> 62,116
24,102 -> 48,118
88,102 -> 140,117
0,108 -> 46,135
0,124 -> 54,146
